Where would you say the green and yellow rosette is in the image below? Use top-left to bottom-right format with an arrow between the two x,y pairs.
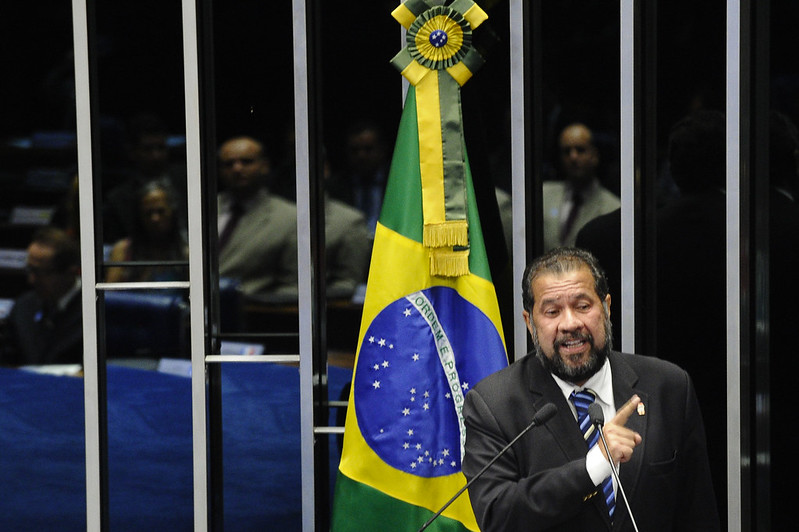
391,0 -> 488,277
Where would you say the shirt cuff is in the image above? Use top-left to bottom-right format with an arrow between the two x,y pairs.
586,445 -> 614,486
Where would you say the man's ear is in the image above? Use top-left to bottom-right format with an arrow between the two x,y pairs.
522,310 -> 535,338
604,293 -> 611,318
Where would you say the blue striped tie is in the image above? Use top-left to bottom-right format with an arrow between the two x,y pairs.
571,389 -> 616,521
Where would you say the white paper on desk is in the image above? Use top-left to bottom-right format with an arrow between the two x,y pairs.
20,364 -> 83,376
219,341 -> 264,356
157,358 -> 192,377
0,249 -> 27,270
0,298 -> 14,320
10,206 -> 54,225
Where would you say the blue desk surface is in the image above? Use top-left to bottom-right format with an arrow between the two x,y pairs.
0,363 -> 351,531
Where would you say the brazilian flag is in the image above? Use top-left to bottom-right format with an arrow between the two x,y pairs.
330,81 -> 508,530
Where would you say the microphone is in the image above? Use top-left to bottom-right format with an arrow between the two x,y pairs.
588,403 -> 639,532
417,403 -> 558,532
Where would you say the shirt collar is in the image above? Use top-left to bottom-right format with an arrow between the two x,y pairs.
221,188 -> 265,211
567,178 -> 600,201
56,278 -> 81,313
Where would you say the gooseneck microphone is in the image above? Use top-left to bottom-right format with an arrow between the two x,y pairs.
417,403 -> 558,532
588,403 -> 639,532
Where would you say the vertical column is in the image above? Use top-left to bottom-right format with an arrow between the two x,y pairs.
619,0 -> 635,353
509,0 -> 527,361
180,0 -> 209,529
292,0 -> 317,530
72,0 -> 106,529
726,1 -> 744,530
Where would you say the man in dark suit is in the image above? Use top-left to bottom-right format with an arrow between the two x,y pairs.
462,247 -> 718,531
1,227 -> 82,366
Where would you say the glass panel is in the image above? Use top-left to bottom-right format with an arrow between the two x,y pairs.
95,1 -> 189,275
105,331 -> 193,529
0,2 -> 87,527
768,0 -> 799,519
221,362 -> 310,530
548,2 -> 621,330
213,0 -> 298,355
319,0 -> 402,399
541,0 -> 622,240
654,2 -> 727,526
88,0 -> 193,527
210,0 -> 303,527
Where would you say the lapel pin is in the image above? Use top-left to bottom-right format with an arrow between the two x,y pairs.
637,402 -> 645,416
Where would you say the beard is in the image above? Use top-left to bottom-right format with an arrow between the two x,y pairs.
533,313 -> 613,384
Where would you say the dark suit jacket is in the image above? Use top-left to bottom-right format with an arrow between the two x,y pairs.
2,290 -> 82,366
462,351 -> 719,532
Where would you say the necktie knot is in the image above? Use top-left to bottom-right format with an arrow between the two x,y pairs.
571,388 -> 596,416
230,200 -> 244,216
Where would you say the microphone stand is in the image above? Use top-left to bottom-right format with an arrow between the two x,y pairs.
417,403 -> 557,532
595,423 -> 640,532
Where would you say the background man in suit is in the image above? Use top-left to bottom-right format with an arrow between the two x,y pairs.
217,135 -> 298,302
542,123 -> 620,250
1,226 -> 82,366
462,247 -> 718,531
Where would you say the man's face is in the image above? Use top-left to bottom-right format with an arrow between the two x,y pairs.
523,266 -> 611,385
346,129 -> 385,176
558,124 -> 599,187
140,188 -> 174,237
26,242 -> 76,306
132,133 -> 170,177
218,138 -> 270,195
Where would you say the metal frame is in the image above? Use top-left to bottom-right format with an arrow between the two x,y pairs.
68,0 -> 756,529
180,0 -> 210,529
291,0 -> 318,530
726,2 -> 744,531
509,0 -> 528,361
620,0 -> 636,353
72,0 -> 105,529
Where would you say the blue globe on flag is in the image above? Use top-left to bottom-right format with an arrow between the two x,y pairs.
353,285 -> 505,478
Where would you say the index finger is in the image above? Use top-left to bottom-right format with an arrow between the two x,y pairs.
611,395 -> 641,426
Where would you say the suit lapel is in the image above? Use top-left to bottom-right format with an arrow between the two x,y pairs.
526,356 -> 595,462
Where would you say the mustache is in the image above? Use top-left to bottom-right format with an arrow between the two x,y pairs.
553,332 -> 593,349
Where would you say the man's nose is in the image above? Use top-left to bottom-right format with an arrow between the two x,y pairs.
559,308 -> 584,331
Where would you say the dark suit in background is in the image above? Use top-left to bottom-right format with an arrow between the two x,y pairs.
2,290 -> 82,366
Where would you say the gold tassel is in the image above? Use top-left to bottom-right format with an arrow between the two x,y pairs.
423,220 -> 469,248
429,248 -> 470,277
